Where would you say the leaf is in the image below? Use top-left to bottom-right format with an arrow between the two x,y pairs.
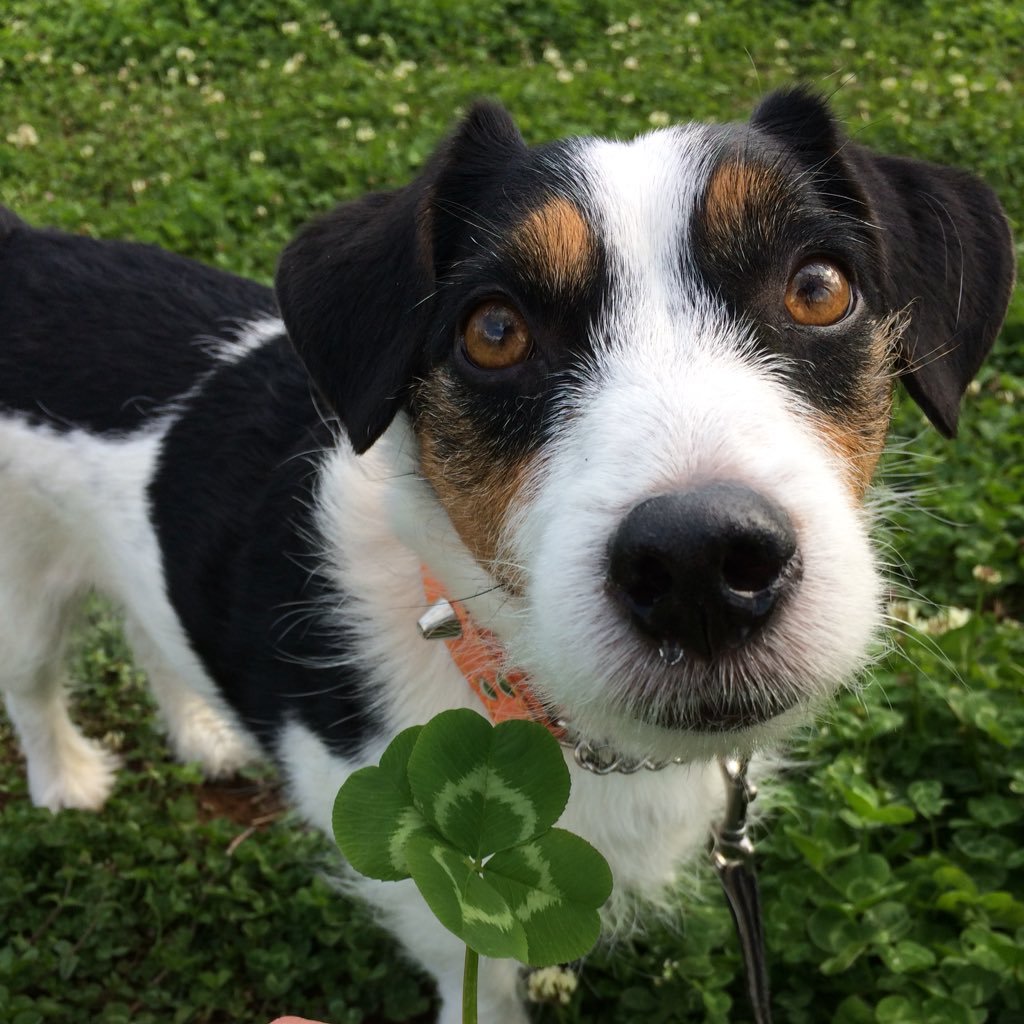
332,726 -> 429,881
486,828 -> 613,966
407,710 -> 570,859
875,995 -> 919,1024
877,940 -> 936,974
907,780 -> 950,819
404,832 -> 528,961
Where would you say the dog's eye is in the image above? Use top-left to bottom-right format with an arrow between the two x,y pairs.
461,301 -> 532,370
784,260 -> 852,327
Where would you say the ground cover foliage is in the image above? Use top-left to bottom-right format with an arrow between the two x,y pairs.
0,1 -> 1021,1021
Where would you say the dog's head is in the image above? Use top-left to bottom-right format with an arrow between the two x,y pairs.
276,89 -> 1014,760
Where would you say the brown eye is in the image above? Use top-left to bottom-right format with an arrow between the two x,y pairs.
784,260 -> 852,326
462,301 -> 532,370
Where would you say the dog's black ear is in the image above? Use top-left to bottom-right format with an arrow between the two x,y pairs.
275,101 -> 526,453
752,88 -> 1015,437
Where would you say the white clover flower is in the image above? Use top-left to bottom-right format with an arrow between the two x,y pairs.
99,100 -> 115,112
972,565 -> 1003,585
774,38 -> 790,50
954,87 -> 970,102
932,29 -> 947,41
355,125 -> 376,142
391,101 -> 410,116
556,68 -> 574,83
255,204 -> 268,218
628,14 -> 642,27
355,33 -> 372,46
79,144 -> 94,158
881,76 -> 899,91
186,71 -> 200,86
623,55 -> 639,70
39,49 -> 53,65
257,57 -> 271,70
543,46 -> 562,65
204,88 -> 225,104
336,116 -> 352,129
527,965 -> 578,1005
620,92 -> 635,104
685,12 -> 701,26
176,46 -> 196,63
947,45 -> 963,58
995,79 -> 1012,94
282,53 -> 305,75
158,172 -> 171,185
249,149 -> 266,164
131,178 -> 147,194
606,21 -> 628,35
281,20 -> 300,36
840,37 -> 856,49
72,61 -> 87,75
922,607 -> 971,636
573,59 -> 588,72
911,78 -> 928,92
891,110 -> 910,125
648,110 -> 670,126
6,123 -> 39,148
948,72 -> 968,87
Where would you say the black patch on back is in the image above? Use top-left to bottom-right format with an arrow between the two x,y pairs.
0,216 -> 275,433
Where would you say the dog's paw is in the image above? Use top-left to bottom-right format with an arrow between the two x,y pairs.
165,695 -> 258,778
28,733 -> 120,813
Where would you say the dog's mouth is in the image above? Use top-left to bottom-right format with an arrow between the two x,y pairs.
635,690 -> 797,733
575,643 -> 809,741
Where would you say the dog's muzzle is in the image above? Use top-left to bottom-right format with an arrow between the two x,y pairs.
606,482 -> 800,662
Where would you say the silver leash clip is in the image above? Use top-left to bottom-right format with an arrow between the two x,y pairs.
710,756 -> 772,1024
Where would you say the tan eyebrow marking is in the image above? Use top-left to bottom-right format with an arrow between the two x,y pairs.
703,159 -> 786,240
512,197 -> 595,294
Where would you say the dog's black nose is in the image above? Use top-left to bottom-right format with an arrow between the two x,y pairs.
607,483 -> 799,661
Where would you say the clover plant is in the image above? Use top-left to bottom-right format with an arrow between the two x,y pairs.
332,708 -> 613,1023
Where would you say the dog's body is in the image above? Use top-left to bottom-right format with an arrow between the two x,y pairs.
0,91 -> 1013,1021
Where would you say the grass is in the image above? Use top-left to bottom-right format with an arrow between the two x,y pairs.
1,1 -> 1022,1022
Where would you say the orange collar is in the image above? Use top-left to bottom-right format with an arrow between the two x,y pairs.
421,570 -> 565,739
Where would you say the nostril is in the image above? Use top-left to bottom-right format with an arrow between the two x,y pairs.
721,538 -> 794,597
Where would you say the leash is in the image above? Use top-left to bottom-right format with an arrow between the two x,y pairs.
709,757 -> 772,1024
418,580 -> 772,1021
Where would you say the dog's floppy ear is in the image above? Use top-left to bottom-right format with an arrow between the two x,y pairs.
752,88 -> 1015,437
275,101 -> 526,453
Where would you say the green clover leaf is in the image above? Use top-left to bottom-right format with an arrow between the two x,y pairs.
332,708 -> 612,971
332,725 -> 428,881
407,709 -> 570,859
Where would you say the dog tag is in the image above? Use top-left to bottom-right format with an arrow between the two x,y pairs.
417,598 -> 463,640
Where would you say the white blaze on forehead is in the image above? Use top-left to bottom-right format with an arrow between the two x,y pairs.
576,125 -> 719,301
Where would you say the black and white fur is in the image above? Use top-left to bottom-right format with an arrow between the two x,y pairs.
0,91 -> 1014,1021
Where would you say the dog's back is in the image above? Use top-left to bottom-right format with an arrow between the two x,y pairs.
0,208 -> 275,433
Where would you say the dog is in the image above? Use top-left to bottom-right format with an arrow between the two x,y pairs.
0,88 -> 1014,1022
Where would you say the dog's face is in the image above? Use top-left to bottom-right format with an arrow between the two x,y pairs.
277,90 -> 1014,760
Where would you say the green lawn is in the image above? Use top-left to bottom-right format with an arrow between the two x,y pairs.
1,2 -> 1022,1022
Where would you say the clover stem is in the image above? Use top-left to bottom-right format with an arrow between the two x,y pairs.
463,946 -> 479,1024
